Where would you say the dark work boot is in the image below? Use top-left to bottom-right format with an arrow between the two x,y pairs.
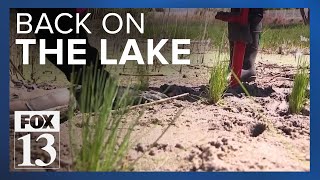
240,32 -> 259,82
229,38 -> 258,83
240,10 -> 263,82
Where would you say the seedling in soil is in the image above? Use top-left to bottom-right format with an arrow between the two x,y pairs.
208,56 -> 229,104
289,58 -> 309,114
68,64 -> 141,171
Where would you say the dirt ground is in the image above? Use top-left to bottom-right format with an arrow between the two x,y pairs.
9,52 -> 310,172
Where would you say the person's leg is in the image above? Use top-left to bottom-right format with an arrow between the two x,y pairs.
240,8 -> 263,82
240,28 -> 260,82
228,8 -> 240,69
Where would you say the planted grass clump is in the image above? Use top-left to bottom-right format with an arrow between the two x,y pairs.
208,56 -> 229,104
289,58 -> 310,114
68,65 -> 140,171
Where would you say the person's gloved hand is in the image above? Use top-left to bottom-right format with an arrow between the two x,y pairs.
215,11 -> 231,21
215,11 -> 241,22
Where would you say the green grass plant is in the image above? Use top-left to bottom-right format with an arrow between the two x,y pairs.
289,58 -> 310,114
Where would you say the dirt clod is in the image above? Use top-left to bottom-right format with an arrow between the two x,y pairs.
279,126 -> 293,136
301,106 -> 310,116
221,138 -> 228,145
135,143 -> 145,153
149,150 -> 156,156
209,141 -> 221,149
175,143 -> 184,149
173,103 -> 183,108
250,123 -> 267,137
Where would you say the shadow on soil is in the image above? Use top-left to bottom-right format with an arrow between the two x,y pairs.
149,82 -> 275,103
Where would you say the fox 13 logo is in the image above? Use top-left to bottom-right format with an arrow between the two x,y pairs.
14,111 -> 60,169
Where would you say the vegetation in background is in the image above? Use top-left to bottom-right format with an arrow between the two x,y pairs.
143,22 -> 227,48
11,9 -> 309,83
144,22 -> 309,51
260,24 -> 309,51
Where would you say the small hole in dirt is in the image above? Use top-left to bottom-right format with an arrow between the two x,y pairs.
250,123 -> 267,137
